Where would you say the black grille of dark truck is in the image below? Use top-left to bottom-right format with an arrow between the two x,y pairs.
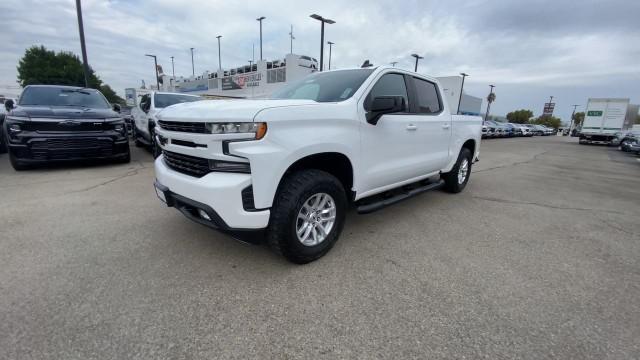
163,150 -> 211,177
30,138 -> 114,160
158,120 -> 208,133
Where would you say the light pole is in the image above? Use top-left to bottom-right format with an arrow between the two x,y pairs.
327,41 -> 334,70
411,54 -> 424,72
216,35 -> 222,71
74,0 -> 90,87
457,72 -> 469,115
484,85 -> 495,122
249,60 -> 253,70
145,54 -> 159,90
190,47 -> 195,76
310,14 -> 335,71
256,16 -> 265,61
289,25 -> 295,54
390,62 -> 398,67
170,56 -> 175,78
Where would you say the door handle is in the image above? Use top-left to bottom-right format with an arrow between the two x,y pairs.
442,123 -> 451,129
406,124 -> 417,131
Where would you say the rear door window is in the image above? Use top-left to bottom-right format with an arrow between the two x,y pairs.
412,77 -> 442,114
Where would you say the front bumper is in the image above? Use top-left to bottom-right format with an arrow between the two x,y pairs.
154,156 -> 270,230
7,131 -> 129,162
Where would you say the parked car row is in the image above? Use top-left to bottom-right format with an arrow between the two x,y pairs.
612,130 -> 640,155
482,121 -> 555,139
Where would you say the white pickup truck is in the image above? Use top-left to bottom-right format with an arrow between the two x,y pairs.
153,66 -> 482,263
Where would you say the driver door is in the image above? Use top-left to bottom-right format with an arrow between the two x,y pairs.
359,73 -> 430,194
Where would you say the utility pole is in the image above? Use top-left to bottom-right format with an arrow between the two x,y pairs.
74,0 -> 90,87
216,35 -> 222,71
548,95 -> 554,116
310,14 -> 335,71
457,72 -> 469,115
145,54 -> 159,90
256,16 -> 265,61
484,85 -> 495,122
289,25 -> 295,54
569,104 -> 580,131
190,47 -> 195,76
411,53 -> 424,72
327,41 -> 334,70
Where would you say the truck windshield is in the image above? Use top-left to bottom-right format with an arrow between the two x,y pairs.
154,94 -> 201,108
19,87 -> 110,108
271,69 -> 374,102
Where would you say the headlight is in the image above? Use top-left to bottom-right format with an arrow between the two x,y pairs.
5,116 -> 28,134
106,117 -> 126,134
206,122 -> 267,139
208,159 -> 251,173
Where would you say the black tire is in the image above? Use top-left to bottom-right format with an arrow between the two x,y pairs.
149,126 -> 161,158
0,126 -> 7,154
442,147 -> 472,193
8,149 -> 28,171
133,126 -> 144,147
267,169 -> 347,264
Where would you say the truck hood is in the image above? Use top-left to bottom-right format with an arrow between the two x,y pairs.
157,99 -> 319,122
10,105 -> 119,120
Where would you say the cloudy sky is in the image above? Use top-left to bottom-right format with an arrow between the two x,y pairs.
1,0 -> 638,121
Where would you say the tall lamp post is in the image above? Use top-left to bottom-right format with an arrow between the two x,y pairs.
256,16 -> 265,61
216,35 -> 222,71
457,72 -> 469,114
390,61 -> 398,67
327,41 -> 334,70
289,25 -> 295,54
310,14 -> 335,71
411,53 -> 424,72
74,0 -> 90,87
145,54 -> 159,90
484,85 -> 495,122
190,47 -> 195,76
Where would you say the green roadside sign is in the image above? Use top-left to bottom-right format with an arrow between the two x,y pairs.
587,110 -> 603,116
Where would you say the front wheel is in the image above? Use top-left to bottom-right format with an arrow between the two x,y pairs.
267,169 -> 347,264
442,148 -> 472,193
150,127 -> 161,158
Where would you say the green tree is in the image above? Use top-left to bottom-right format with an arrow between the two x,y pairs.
506,109 -> 534,124
572,111 -> 585,127
532,115 -> 562,129
17,45 -> 123,104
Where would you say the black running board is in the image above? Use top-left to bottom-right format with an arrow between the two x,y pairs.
356,179 -> 445,214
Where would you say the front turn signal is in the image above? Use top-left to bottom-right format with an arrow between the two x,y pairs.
255,122 -> 268,140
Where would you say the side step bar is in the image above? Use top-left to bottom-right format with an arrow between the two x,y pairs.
356,179 -> 445,214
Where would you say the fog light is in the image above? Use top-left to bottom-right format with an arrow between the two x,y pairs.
198,209 -> 211,221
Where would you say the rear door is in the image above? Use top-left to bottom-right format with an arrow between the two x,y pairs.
407,76 -> 451,171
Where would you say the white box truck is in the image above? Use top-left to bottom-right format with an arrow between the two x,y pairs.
579,98 -> 635,144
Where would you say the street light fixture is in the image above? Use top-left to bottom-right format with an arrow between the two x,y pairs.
390,61 -> 398,67
190,47 -> 195,76
216,35 -> 222,71
327,41 -> 334,70
310,14 -> 335,71
411,53 -> 424,72
145,54 -> 159,90
457,73 -> 469,115
256,16 -> 266,61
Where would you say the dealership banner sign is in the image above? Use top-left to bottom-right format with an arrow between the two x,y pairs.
543,102 -> 556,116
222,73 -> 262,90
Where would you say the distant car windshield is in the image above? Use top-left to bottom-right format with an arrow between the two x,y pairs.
18,87 -> 110,108
154,94 -> 200,108
271,69 -> 374,102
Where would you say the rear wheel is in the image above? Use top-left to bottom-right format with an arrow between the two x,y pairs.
267,169 -> 347,264
442,148 -> 472,193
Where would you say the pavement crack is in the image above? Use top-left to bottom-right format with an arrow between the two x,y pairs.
472,195 -> 626,215
67,169 -> 141,194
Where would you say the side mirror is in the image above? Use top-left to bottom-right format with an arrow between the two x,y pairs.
112,103 -> 121,113
4,99 -> 14,112
366,96 -> 405,125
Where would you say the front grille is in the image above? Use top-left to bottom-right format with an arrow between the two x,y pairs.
158,120 -> 208,133
163,150 -> 211,177
22,120 -> 107,132
30,138 -> 114,160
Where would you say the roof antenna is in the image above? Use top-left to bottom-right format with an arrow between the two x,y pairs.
361,60 -> 373,68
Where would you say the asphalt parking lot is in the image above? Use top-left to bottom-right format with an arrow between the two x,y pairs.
1,136 -> 639,359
